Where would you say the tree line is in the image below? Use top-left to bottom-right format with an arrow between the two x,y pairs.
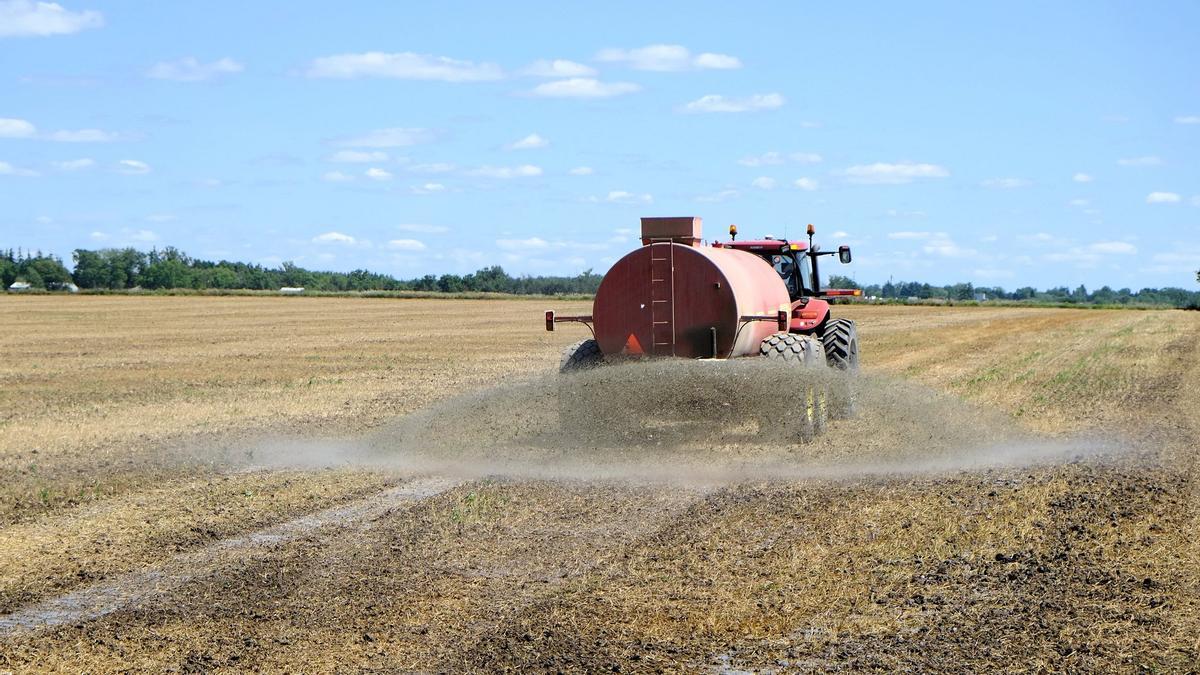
826,274 -> 1200,308
2,246 -> 1198,307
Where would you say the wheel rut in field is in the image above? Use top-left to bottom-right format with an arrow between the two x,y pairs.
0,476 -> 461,638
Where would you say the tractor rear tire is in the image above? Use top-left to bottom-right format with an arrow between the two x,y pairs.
822,319 -> 859,372
560,338 -> 603,373
759,332 -> 825,367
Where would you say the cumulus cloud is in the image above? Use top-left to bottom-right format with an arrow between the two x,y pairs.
568,166 -> 594,176
0,0 -> 103,37
386,238 -> 426,251
335,127 -> 435,148
147,57 -> 243,82
465,164 -> 542,178
505,133 -> 549,150
595,44 -> 741,71
0,117 -> 36,138
1174,116 -> 1200,124
328,150 -> 388,163
980,177 -> 1032,189
793,177 -> 818,191
312,231 -> 357,245
843,161 -> 949,184
410,182 -> 446,194
529,78 -> 640,98
51,157 -> 93,170
682,93 -> 784,113
322,171 -> 354,182
606,190 -> 652,204
127,229 -> 158,242
364,167 -> 392,181
114,159 -> 151,174
737,151 -> 822,167
496,237 -> 549,251
1089,241 -> 1137,254
0,160 -> 39,176
1073,173 -> 1093,183
521,59 -> 596,78
751,176 -> 777,190
306,51 -> 503,81
1146,191 -> 1180,204
46,128 -> 121,142
1045,241 -> 1138,266
1117,156 -> 1163,167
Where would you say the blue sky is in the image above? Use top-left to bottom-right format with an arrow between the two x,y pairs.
1,0 -> 1197,288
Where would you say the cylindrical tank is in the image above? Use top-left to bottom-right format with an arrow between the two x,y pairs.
593,243 -> 790,359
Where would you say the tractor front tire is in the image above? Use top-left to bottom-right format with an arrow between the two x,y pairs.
822,319 -> 860,372
560,338 -> 603,373
759,332 -> 825,367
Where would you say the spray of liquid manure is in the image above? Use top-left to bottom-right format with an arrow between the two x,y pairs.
249,359 -> 1114,485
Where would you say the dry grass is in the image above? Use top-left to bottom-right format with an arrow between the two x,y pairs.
0,296 -> 1197,671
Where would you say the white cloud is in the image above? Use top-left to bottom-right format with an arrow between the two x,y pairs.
128,229 -> 158,242
1146,191 -> 1180,204
0,0 -> 103,37
410,182 -> 446,194
0,160 -> 38,176
396,223 -> 448,233
146,57 -> 243,82
312,231 -> 357,245
595,44 -> 741,71
886,209 -> 927,218
496,237 -> 549,251
922,234 -> 975,258
1089,241 -> 1137,254
1174,116 -> 1200,124
1068,198 -> 1089,207
1072,172 -> 1093,183
45,128 -> 120,142
1117,156 -> 1163,167
306,51 -> 503,82
980,177 -> 1032,189
336,127 -> 435,148
406,162 -> 456,174
830,231 -> 850,239
89,231 -> 108,241
0,117 -> 36,138
529,78 -> 640,98
568,166 -> 594,176
322,171 -> 354,183
114,159 -> 151,174
751,176 -> 777,190
843,161 -> 949,184
682,93 -> 784,113
522,59 -> 596,78
144,213 -> 176,223
327,150 -> 388,163
606,190 -> 653,204
466,164 -> 542,178
386,238 -> 426,251
737,151 -> 821,167
51,157 -> 94,170
793,177 -> 818,191
364,167 -> 392,181
505,133 -> 549,150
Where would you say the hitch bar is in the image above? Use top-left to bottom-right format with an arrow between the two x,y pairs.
545,310 -> 594,332
740,309 -> 790,333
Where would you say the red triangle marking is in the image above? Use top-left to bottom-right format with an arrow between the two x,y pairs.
623,333 -> 644,355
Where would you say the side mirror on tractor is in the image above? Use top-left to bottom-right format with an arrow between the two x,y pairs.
838,246 -> 852,264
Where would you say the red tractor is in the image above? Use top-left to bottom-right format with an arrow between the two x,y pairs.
546,216 -> 860,374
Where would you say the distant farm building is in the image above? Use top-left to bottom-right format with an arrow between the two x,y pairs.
279,287 -> 305,295
7,282 -> 32,292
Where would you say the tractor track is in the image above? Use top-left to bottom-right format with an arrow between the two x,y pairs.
0,476 -> 461,638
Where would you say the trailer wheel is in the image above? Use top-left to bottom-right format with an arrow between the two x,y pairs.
759,332 -> 825,367
559,338 -> 603,373
822,319 -> 859,372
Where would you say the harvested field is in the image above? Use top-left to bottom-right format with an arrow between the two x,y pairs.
1,295 -> 1197,671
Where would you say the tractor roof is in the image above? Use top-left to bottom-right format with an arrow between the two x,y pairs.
718,239 -> 808,252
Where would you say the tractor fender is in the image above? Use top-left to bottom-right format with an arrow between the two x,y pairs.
789,298 -> 830,334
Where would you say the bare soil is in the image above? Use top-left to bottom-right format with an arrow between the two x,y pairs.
0,296 -> 1197,672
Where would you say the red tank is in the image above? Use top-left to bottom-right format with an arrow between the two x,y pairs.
592,217 -> 789,359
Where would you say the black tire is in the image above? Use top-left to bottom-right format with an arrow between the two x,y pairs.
822,319 -> 860,372
759,332 -> 825,367
559,338 -> 603,373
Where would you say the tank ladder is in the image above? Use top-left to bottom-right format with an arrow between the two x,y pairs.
648,238 -> 676,356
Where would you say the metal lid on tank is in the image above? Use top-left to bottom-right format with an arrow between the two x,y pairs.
640,216 -> 701,246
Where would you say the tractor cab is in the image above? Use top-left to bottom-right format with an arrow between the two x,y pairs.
719,237 -> 814,302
